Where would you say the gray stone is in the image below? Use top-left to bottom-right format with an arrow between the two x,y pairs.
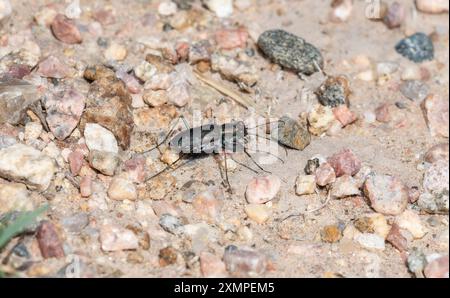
0,78 -> 39,125
276,116 -> 311,150
395,33 -> 434,63
400,80 -> 429,101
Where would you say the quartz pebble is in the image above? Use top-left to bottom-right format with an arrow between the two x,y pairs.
158,1 -> 177,16
107,177 -> 137,201
396,210 -> 427,239
400,80 -> 429,102
245,204 -> 271,224
223,247 -> 267,277
51,14 -> 82,44
84,123 -> 119,154
36,221 -> 65,259
100,224 -> 139,252
354,233 -> 385,250
395,33 -> 434,63
200,252 -> 227,278
295,175 -> 316,196
104,43 -> 127,61
329,0 -> 353,23
88,150 -> 119,176
245,175 -> 281,204
315,163 -> 336,186
258,29 -> 324,75
203,0 -> 233,18
423,94 -> 449,138
364,174 -> 408,215
407,249 -> 428,273
0,144 -> 55,191
65,0 -> 81,19
327,149 -> 361,177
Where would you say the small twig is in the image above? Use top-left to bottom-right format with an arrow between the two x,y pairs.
279,189 -> 332,223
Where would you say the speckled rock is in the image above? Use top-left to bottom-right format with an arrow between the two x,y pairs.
316,76 -> 351,107
400,80 -> 429,102
0,78 -> 38,125
308,104 -> 336,136
258,29 -> 324,75
159,214 -> 183,235
0,144 -> 55,191
395,33 -> 434,63
295,175 -> 316,196
277,116 -> 311,150
44,88 -> 85,140
364,174 -> 408,215
88,150 -> 119,176
245,175 -> 281,204
100,224 -> 139,252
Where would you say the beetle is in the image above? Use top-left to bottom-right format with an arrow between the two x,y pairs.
144,118 -> 284,193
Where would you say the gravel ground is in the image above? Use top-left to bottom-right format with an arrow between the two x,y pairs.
0,0 -> 448,278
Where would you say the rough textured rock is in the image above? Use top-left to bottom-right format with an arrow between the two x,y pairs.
277,116 -> 311,150
424,255 -> 449,278
0,78 -> 39,125
400,80 -> 429,102
364,174 -> 408,215
36,221 -> 65,259
51,14 -> 82,44
44,88 -> 85,140
315,163 -> 336,186
330,175 -> 360,199
0,144 -> 55,191
245,204 -> 271,224
258,29 -> 324,75
396,210 -> 428,239
327,149 -> 362,177
295,175 -> 316,196
316,76 -> 351,107
107,177 -> 137,201
308,105 -> 335,136
424,143 -> 449,163
81,65 -> 134,150
395,33 -> 434,63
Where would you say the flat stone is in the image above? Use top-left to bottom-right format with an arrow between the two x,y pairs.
330,175 -> 360,199
36,221 -> 65,259
36,56 -> 71,79
0,144 -> 55,191
258,29 -> 324,75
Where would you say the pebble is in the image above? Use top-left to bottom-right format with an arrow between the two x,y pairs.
88,150 -> 119,176
327,149 -> 362,177
36,221 -> 65,259
258,29 -> 324,75
24,121 -> 43,141
386,223 -> 407,252
0,144 -> 56,191
424,255 -> 449,278
423,94 -> 449,138
354,233 -> 385,250
104,43 -> 127,61
396,210 -> 428,239
308,104 -> 335,136
375,103 -> 391,123
423,160 -> 449,195
211,54 -> 259,86
245,204 -> 271,224
333,105 -> 357,127
167,75 -> 191,107
416,0 -> 449,14
277,116 -> 311,150
0,79 -> 39,125
134,61 -> 157,82
330,175 -> 360,199
321,225 -> 342,243
358,213 -> 390,239
395,33 -> 434,63
329,0 -> 353,23
158,1 -> 178,16
304,157 -> 321,175
245,175 -> 281,204
215,28 -> 248,50
45,88 -> 86,140
100,224 -> 139,252
407,249 -> 427,273
36,55 -> 71,79
159,214 -> 183,235
400,80 -> 429,102
315,163 -> 336,187
79,176 -> 92,197
364,174 -> 408,215
84,123 -> 119,154
123,157 -> 146,183
200,252 -> 227,278
295,175 -> 316,196
189,40 -> 212,64
223,247 -> 267,277
60,212 -> 89,233
203,0 -> 233,18
0,182 -> 33,213
316,76 -> 351,107
424,143 -> 449,163
68,150 -> 84,176
418,192 -> 449,214
159,246 -> 178,267
107,177 -> 137,201
192,188 -> 224,221
51,14 -> 82,44
383,2 -> 405,29
65,0 -> 81,19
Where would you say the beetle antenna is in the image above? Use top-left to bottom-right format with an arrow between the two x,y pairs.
244,149 -> 271,174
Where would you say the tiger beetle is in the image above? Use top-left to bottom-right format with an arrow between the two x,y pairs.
144,117 -> 285,193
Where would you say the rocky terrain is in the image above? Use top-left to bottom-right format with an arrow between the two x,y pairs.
0,0 -> 448,278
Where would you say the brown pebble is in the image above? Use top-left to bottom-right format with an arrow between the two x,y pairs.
321,225 -> 342,243
386,223 -> 407,252
51,14 -> 82,44
159,246 -> 178,267
36,221 -> 65,259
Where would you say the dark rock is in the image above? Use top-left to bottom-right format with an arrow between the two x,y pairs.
0,78 -> 39,125
316,76 -> 351,107
258,29 -> 324,75
304,158 -> 320,175
277,116 -> 311,150
395,33 -> 434,63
